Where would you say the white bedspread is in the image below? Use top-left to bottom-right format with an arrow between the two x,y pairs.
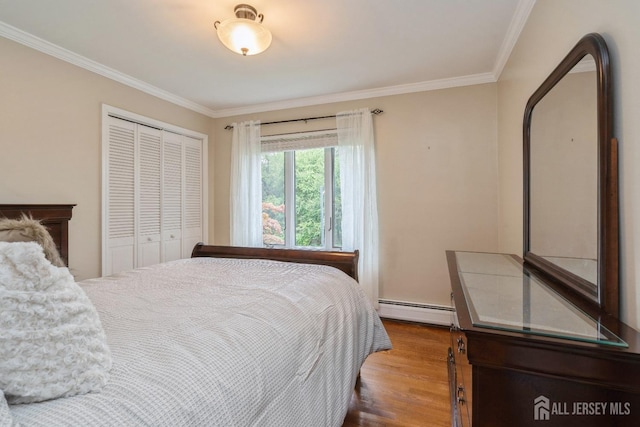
8,258 -> 391,426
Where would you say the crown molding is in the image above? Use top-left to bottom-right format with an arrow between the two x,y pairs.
0,21 -> 218,118
493,0 -> 537,79
211,72 -> 497,118
2,3 -> 533,120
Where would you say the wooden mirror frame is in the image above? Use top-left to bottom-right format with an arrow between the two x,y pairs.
523,33 -> 618,316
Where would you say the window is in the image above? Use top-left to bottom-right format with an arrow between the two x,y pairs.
261,131 -> 341,249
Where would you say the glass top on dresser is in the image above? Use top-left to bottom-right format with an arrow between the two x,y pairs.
454,251 -> 627,347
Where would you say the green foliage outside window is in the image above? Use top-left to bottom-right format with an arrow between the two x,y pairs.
261,152 -> 285,245
261,147 -> 341,248
294,149 -> 324,246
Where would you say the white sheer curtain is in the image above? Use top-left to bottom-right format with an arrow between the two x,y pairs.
337,108 -> 380,307
230,120 -> 263,247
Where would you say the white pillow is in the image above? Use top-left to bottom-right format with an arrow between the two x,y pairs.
0,215 -> 65,268
0,242 -> 112,404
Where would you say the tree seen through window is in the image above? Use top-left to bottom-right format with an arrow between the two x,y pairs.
261,147 -> 340,249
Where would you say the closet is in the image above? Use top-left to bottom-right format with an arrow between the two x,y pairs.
103,114 -> 206,276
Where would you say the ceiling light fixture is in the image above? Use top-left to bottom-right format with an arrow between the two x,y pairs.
214,4 -> 272,56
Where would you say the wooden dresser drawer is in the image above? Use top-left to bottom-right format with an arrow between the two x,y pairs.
449,289 -> 471,427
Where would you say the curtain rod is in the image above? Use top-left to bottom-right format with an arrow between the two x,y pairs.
224,108 -> 383,130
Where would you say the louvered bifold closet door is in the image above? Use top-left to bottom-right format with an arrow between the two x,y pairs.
104,112 -> 206,275
162,131 -> 183,262
183,136 -> 203,256
138,126 -> 162,267
105,117 -> 136,275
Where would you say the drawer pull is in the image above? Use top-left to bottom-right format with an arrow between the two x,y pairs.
457,337 -> 466,354
457,385 -> 465,405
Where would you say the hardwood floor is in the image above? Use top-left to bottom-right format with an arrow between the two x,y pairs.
343,319 -> 451,427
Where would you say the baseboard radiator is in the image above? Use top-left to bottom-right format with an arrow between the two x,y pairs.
378,299 -> 454,326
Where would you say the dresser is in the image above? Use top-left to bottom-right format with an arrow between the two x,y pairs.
447,250 -> 640,427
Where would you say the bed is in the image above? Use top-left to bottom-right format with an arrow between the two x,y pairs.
0,205 -> 391,426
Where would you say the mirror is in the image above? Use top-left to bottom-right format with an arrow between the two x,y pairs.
523,33 -> 618,316
530,59 -> 598,282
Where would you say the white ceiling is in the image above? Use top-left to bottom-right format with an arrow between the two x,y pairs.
0,0 -> 535,117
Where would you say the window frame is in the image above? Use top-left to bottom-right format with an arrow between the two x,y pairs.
261,130 -> 340,250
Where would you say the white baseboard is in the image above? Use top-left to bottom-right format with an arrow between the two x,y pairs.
378,299 -> 454,326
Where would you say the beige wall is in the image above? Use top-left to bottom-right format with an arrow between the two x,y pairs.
213,84 -> 500,306
0,37 -> 214,280
0,34 -> 499,307
7,2 -> 637,322
2,1 -> 638,325
497,0 -> 640,328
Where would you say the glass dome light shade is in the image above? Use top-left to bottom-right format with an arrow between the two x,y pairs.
216,18 -> 272,56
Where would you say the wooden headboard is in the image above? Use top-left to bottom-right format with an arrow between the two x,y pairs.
0,204 -> 75,266
191,243 -> 360,281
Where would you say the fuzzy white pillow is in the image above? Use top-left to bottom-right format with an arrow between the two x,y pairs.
0,242 -> 112,404
0,215 -> 65,268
